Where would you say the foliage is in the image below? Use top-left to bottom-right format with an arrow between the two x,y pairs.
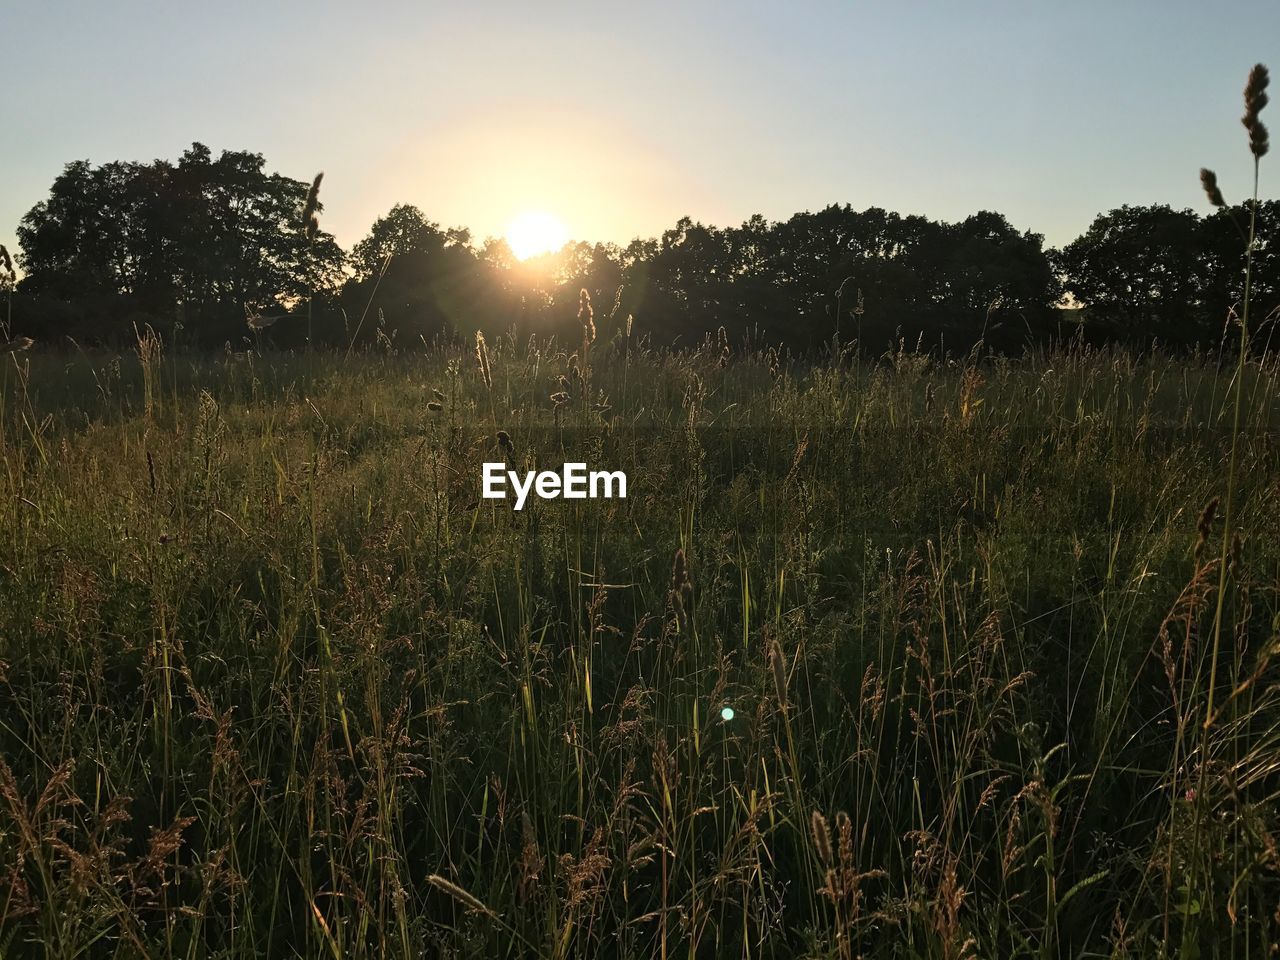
1055,201 -> 1280,346
15,143 -> 345,345
339,205 -> 504,350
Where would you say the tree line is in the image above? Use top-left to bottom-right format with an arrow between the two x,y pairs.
5,142 -> 1276,354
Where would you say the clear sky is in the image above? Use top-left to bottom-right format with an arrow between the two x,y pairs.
2,0 -> 1277,266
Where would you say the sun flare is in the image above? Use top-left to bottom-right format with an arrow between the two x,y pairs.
505,210 -> 569,260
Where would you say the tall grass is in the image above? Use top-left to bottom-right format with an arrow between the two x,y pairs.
0,326 -> 1277,958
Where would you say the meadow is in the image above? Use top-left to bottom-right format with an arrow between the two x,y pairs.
0,332 -> 1278,958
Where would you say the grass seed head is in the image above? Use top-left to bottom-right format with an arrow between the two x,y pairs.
835,811 -> 853,867
301,172 -> 323,227
517,812 -> 544,904
670,548 -> 692,632
579,288 -> 596,343
1243,64 -> 1271,158
811,810 -> 833,866
1,337 -> 34,354
475,331 -> 493,390
1230,531 -> 1245,571
670,548 -> 692,600
1195,496 -> 1219,558
245,305 -> 284,331
1199,168 -> 1227,207
425,874 -> 496,917
770,639 -> 788,709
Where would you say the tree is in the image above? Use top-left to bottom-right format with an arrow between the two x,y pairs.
341,205 -> 492,346
1199,200 -> 1280,347
1055,205 -> 1210,345
16,143 -> 344,345
17,160 -> 151,301
349,204 -> 446,280
931,212 -> 1061,350
758,205 -> 931,347
637,217 -> 739,343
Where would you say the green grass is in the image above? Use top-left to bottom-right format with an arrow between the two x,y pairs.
0,334 -> 1278,958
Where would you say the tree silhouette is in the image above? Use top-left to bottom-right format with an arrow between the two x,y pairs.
23,143 -> 1254,353
1200,201 -> 1280,347
342,205 -> 511,348
17,143 -> 344,346
1055,205 -> 1209,345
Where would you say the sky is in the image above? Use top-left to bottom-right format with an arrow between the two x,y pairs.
2,0 -> 1277,269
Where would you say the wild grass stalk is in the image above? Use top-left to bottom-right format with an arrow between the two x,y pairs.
0,245 -> 14,341
1181,62 -> 1271,957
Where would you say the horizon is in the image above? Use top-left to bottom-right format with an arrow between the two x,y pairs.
3,0 -> 1277,269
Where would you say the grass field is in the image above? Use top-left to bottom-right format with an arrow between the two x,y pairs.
0,334 -> 1278,958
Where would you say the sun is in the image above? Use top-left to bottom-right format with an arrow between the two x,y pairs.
505,210 -> 569,260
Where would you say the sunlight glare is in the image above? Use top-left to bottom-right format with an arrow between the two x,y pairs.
505,210 -> 569,260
